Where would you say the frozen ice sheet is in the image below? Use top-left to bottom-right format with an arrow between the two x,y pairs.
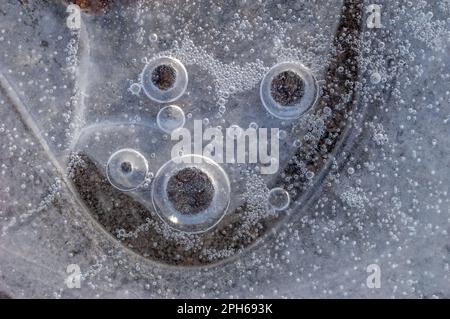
0,0 -> 449,298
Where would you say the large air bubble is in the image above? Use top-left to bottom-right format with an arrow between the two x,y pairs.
156,105 -> 186,133
260,62 -> 318,120
151,154 -> 230,234
268,187 -> 290,211
141,56 -> 188,103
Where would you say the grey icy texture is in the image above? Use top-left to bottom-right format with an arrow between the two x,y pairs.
0,0 -> 449,298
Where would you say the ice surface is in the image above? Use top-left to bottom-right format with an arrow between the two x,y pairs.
0,0 -> 449,298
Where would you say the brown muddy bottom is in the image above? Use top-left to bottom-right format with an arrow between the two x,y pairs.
270,70 -> 305,106
167,167 -> 215,215
151,64 -> 177,91
64,0 -> 112,12
71,153 -> 275,266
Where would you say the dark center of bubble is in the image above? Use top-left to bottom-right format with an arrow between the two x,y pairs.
270,70 -> 305,106
151,64 -> 176,91
120,161 -> 132,174
167,167 -> 215,215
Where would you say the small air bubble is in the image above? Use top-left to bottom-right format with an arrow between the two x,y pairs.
268,187 -> 290,211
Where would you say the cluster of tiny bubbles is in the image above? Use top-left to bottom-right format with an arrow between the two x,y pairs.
106,149 -> 149,192
156,105 -> 186,134
268,187 -> 290,211
140,171 -> 155,189
216,94 -> 229,118
166,38 -> 268,111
